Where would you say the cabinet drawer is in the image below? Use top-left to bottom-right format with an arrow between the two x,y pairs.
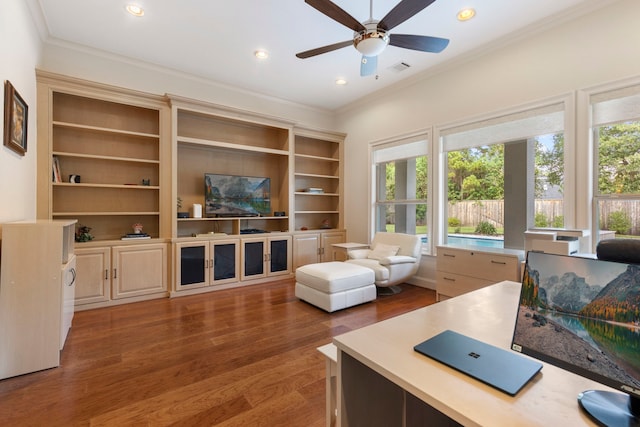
436,271 -> 493,300
437,248 -> 520,282
469,252 -> 521,282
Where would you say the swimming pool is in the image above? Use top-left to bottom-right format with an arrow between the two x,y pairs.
422,235 -> 504,248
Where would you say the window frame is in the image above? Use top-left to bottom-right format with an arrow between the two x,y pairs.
369,130 -> 431,254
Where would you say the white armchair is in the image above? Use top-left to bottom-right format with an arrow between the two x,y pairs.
345,232 -> 421,294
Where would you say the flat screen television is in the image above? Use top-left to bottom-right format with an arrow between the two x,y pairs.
204,173 -> 271,217
512,251 -> 640,426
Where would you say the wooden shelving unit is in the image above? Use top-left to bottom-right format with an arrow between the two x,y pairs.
36,72 -> 170,241
293,128 -> 344,232
35,73 -> 347,305
171,96 -> 293,238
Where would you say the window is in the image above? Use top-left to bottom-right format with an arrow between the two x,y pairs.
591,85 -> 640,241
371,135 -> 429,251
440,101 -> 567,249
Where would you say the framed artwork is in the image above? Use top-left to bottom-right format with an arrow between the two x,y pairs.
3,80 -> 28,156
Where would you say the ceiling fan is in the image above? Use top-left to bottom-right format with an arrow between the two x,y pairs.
296,0 -> 449,77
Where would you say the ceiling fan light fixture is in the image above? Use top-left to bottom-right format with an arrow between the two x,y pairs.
354,31 -> 389,57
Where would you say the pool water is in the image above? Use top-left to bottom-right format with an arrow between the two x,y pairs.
422,235 -> 504,248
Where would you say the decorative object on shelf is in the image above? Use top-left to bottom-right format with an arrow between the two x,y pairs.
132,223 -> 144,234
320,219 -> 331,229
75,225 -> 94,242
274,211 -> 286,216
3,80 -> 28,156
69,174 -> 80,183
301,226 -> 309,231
192,203 -> 202,218
141,178 -> 150,186
177,197 -> 189,218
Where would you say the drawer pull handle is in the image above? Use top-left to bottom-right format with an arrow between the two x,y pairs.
443,253 -> 455,258
443,276 -> 456,281
491,260 -> 507,265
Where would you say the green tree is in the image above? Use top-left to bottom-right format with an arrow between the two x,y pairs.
535,133 -> 564,198
598,123 -> 640,194
448,145 -> 504,201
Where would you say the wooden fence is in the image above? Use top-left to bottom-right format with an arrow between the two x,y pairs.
448,199 -> 639,235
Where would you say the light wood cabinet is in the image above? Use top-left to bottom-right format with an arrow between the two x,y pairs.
240,235 -> 292,280
292,230 -> 346,269
36,71 -> 170,241
436,245 -> 524,301
74,242 -> 168,309
174,238 -> 240,292
112,244 -> 168,299
0,220 -> 77,379
75,246 -> 111,305
293,128 -> 344,232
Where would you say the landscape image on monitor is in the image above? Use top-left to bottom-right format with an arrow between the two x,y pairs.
513,252 -> 640,391
204,174 -> 271,217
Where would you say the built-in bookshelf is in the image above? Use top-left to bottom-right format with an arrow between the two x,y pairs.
293,128 -> 344,232
36,71 -> 170,241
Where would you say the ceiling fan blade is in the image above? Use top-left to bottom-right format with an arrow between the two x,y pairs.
378,0 -> 436,31
296,40 -> 353,59
360,55 -> 378,77
389,34 -> 449,53
305,0 -> 366,32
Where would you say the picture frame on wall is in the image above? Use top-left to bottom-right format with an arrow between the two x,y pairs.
3,80 -> 28,156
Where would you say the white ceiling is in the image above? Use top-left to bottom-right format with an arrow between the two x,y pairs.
32,0 -> 610,111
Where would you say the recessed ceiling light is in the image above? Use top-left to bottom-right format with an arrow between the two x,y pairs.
335,78 -> 347,86
126,4 -> 144,17
254,50 -> 269,59
457,8 -> 476,22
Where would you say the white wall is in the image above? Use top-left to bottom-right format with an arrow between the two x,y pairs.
0,0 -> 42,223
338,0 -> 640,246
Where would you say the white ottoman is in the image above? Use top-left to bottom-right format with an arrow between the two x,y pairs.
295,262 -> 376,312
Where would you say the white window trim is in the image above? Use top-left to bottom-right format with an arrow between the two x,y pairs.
433,93 -> 576,251
368,129 -> 431,253
580,75 -> 640,249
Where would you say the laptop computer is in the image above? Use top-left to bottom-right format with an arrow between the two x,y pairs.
414,329 -> 542,396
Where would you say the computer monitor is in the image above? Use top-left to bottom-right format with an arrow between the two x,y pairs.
512,251 -> 640,426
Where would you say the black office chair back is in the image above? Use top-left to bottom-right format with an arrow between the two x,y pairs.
596,239 -> 640,264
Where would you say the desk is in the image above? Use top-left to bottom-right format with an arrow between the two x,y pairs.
333,281 -> 607,426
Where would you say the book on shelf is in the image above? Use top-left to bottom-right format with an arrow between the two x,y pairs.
304,187 -> 324,194
121,233 -> 151,240
52,156 -> 61,183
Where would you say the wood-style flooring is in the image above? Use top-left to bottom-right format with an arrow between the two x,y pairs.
0,279 -> 436,426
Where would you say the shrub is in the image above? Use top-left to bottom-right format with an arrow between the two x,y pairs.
475,221 -> 497,236
448,217 -> 461,228
551,215 -> 564,228
534,213 -> 549,227
607,211 -> 631,235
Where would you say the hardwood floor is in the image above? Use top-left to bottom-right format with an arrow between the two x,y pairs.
0,279 -> 436,426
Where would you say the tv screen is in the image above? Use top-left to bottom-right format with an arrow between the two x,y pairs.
204,173 -> 271,217
512,251 -> 640,425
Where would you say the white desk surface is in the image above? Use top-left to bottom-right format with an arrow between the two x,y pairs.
334,281 -> 608,427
